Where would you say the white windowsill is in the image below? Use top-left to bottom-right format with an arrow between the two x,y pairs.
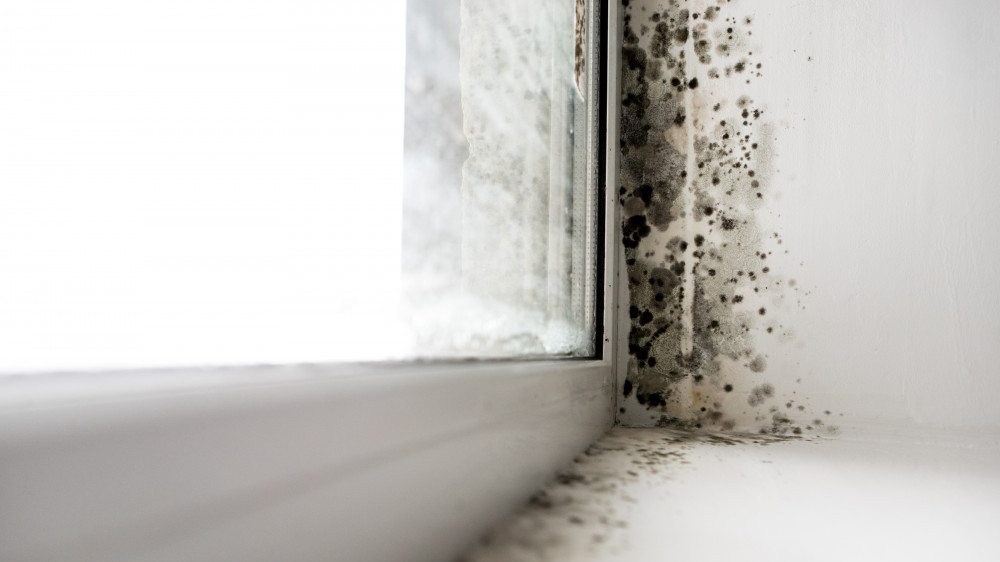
461,424 -> 1000,562
0,360 -> 616,562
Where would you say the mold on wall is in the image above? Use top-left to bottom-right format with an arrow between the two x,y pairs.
617,0 -> 831,434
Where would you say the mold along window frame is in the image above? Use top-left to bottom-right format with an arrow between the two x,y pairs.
0,1 -> 621,561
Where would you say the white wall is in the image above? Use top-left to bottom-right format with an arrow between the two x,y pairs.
750,0 -> 1000,429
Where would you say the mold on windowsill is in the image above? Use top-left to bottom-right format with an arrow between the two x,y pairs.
458,426 -> 1000,562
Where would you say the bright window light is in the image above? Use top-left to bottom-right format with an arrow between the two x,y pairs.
0,0 -> 598,373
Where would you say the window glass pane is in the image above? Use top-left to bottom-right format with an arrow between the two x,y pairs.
0,0 -> 599,373
403,0 -> 600,358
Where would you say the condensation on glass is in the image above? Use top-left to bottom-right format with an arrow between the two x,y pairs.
0,0 -> 600,373
402,0 -> 602,359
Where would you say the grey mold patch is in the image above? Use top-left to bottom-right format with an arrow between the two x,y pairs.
620,0 -> 693,410
575,0 -> 587,97
747,383 -> 775,406
618,0 -> 828,435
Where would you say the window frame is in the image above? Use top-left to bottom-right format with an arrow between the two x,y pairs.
0,1 -> 621,560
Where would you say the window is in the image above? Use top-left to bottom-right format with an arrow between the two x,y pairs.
402,0 -> 602,359
0,0 -> 601,373
0,1 -> 620,561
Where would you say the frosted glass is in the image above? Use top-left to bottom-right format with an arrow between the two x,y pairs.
403,0 -> 600,358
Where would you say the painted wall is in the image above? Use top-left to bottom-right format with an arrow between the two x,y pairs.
618,0 -> 1000,432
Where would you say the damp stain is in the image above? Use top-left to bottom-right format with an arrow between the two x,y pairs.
618,0 -> 827,436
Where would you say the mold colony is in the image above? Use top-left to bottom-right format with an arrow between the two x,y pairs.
618,0 -> 826,435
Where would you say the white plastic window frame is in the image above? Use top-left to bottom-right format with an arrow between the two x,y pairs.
0,2 -> 622,561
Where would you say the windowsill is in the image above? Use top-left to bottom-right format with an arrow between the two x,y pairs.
0,359 -> 601,411
460,425 -> 1000,561
0,360 -> 615,561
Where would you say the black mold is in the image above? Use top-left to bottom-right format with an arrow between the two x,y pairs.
618,0 -> 823,437
458,427 -> 809,560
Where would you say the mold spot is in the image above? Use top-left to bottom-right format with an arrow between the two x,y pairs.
748,384 -> 775,406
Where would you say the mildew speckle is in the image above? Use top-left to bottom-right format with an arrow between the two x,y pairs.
457,427 -> 811,561
618,0 -> 827,436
